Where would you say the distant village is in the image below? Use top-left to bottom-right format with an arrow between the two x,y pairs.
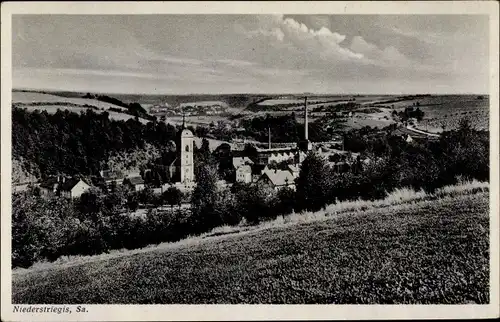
148,101 -> 228,117
12,96 -> 438,213
13,98 -> 374,206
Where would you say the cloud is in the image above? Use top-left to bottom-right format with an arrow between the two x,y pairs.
237,15 -> 363,63
235,23 -> 284,42
350,36 -> 412,67
215,59 -> 257,67
11,15 -> 489,94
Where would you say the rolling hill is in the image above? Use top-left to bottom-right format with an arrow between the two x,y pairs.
12,189 -> 489,304
12,90 -> 151,124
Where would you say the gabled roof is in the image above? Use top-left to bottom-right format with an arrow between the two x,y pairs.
287,164 -> 300,173
233,156 -> 254,168
60,178 -> 90,191
260,169 -> 295,187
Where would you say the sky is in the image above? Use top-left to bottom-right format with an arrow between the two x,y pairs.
12,14 -> 489,94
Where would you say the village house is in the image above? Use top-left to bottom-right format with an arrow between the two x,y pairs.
232,156 -> 254,169
99,169 -> 125,192
123,176 -> 145,192
59,178 -> 92,199
39,176 -> 91,199
149,104 -> 170,114
236,165 -> 252,183
39,177 -> 60,198
257,168 -> 296,191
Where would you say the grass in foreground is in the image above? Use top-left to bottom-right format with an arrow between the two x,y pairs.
12,191 -> 489,304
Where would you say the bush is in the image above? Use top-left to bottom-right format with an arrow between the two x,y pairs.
296,152 -> 331,212
276,187 -> 296,216
233,182 -> 278,224
163,187 -> 183,209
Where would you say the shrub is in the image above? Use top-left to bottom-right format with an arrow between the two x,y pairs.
296,152 -> 331,211
163,187 -> 183,209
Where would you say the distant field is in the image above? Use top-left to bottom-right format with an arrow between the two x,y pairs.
12,91 -> 489,133
258,99 -> 332,106
166,115 -> 229,127
345,115 -> 395,129
12,191 -> 489,304
14,105 -> 150,124
106,93 -> 270,109
179,101 -> 228,108
12,91 -> 128,111
12,91 -> 150,124
393,96 -> 490,133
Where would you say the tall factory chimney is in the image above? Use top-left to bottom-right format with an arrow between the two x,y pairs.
298,96 -> 312,152
268,127 -> 272,149
304,96 -> 308,141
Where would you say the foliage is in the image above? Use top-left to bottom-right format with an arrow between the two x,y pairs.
163,187 -> 183,209
190,164 -> 222,233
397,106 -> 425,122
275,186 -> 297,216
12,193 -> 489,304
295,152 -> 331,212
12,107 -> 177,180
232,182 -> 278,224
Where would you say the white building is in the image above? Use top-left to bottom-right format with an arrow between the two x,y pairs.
59,178 -> 91,199
169,120 -> 195,184
236,165 -> 252,183
40,176 -> 91,199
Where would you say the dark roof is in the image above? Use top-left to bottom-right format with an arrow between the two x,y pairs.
39,177 -> 59,189
59,178 -> 89,191
126,176 -> 145,185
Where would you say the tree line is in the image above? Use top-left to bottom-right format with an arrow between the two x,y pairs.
12,118 -> 488,268
12,107 -> 180,180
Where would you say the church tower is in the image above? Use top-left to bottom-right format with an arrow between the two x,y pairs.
176,115 -> 194,183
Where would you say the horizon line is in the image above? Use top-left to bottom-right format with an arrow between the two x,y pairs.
11,87 -> 490,97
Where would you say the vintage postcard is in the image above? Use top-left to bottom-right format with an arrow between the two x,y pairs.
1,1 -> 499,321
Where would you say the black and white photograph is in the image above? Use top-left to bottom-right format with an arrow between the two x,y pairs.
1,1 -> 499,321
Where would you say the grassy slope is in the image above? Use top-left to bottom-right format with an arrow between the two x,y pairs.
12,192 -> 489,304
12,91 -> 150,124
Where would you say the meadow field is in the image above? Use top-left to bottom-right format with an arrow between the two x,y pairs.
12,90 -> 490,133
12,186 -> 489,304
12,90 -> 150,124
372,95 -> 489,132
12,91 -> 128,111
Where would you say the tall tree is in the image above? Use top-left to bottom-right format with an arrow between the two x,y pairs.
295,152 -> 330,212
190,164 -> 220,233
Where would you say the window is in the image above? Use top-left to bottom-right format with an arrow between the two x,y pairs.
185,145 -> 189,152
